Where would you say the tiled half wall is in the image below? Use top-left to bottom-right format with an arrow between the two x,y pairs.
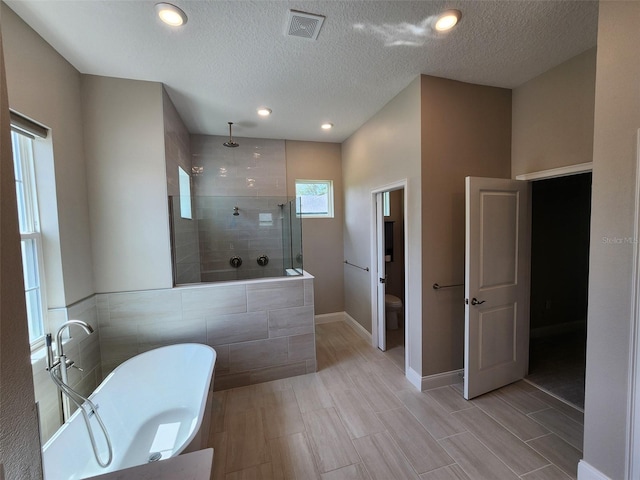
97,273 -> 316,390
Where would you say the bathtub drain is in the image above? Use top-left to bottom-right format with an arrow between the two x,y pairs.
148,452 -> 162,463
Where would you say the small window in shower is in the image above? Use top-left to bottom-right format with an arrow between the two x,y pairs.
295,179 -> 334,218
178,166 -> 192,219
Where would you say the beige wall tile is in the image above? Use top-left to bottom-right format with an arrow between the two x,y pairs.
304,279 -> 314,306
182,284 -> 247,320
248,281 -> 304,312
137,319 -> 207,350
212,344 -> 230,374
306,359 -> 317,374
250,362 -> 307,386
206,312 -> 268,345
288,333 -> 315,362
269,306 -> 314,338
229,337 -> 288,373
106,289 -> 182,325
214,372 -> 252,391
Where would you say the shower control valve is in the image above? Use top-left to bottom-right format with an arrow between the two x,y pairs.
229,256 -> 242,268
257,255 -> 269,267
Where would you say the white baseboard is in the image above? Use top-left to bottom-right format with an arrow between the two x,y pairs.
577,460 -> 612,480
421,369 -> 464,391
314,312 -> 345,325
343,312 -> 373,342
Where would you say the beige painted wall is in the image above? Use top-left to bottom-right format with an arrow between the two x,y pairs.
0,19 -> 42,477
286,141 -> 344,315
421,76 -> 511,376
512,48 -> 596,177
342,77 -> 422,373
583,2 -> 640,478
81,75 -> 172,293
2,4 -> 94,307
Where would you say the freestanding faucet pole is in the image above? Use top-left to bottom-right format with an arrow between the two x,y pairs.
53,320 -> 94,420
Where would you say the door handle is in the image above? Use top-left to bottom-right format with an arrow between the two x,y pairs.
471,297 -> 485,306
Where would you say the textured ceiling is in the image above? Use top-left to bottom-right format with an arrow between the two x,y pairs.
5,0 -> 598,143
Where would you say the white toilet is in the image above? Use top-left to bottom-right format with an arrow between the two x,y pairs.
385,294 -> 403,330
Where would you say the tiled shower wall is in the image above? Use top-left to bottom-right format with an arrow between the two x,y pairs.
97,274 -> 316,390
32,296 -> 102,443
188,135 -> 289,283
195,196 -> 290,282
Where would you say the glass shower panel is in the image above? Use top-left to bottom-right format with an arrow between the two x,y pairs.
170,196 -> 302,284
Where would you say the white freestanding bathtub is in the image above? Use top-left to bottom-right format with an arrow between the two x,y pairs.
42,343 -> 216,480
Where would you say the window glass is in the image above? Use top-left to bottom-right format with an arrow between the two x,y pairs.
179,166 -> 192,219
295,179 -> 334,218
12,130 -> 46,346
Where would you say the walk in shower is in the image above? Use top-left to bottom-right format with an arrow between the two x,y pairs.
169,195 -> 303,284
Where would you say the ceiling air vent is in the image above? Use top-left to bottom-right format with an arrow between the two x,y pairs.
285,9 -> 325,41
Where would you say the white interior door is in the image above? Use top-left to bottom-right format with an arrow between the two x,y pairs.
376,192 -> 386,351
464,176 -> 531,400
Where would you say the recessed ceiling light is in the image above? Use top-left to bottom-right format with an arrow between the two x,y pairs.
321,123 -> 333,130
257,108 -> 272,117
155,3 -> 188,27
434,9 -> 461,32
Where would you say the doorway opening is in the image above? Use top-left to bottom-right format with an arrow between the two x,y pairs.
381,188 -> 406,370
372,182 -> 408,374
526,172 -> 592,409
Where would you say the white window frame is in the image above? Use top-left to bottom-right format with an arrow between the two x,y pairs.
295,179 -> 334,218
12,129 -> 48,350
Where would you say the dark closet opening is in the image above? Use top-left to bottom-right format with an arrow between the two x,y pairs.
527,172 -> 592,409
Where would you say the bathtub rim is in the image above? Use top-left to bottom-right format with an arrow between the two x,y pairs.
41,342 -> 216,467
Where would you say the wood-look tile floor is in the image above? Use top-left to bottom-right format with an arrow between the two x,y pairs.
208,321 -> 584,480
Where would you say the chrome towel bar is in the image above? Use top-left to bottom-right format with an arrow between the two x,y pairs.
344,260 -> 369,272
433,282 -> 464,290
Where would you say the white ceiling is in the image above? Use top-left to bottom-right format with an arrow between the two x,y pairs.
5,0 -> 598,143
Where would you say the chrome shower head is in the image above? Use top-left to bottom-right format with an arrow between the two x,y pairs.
223,122 -> 239,148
